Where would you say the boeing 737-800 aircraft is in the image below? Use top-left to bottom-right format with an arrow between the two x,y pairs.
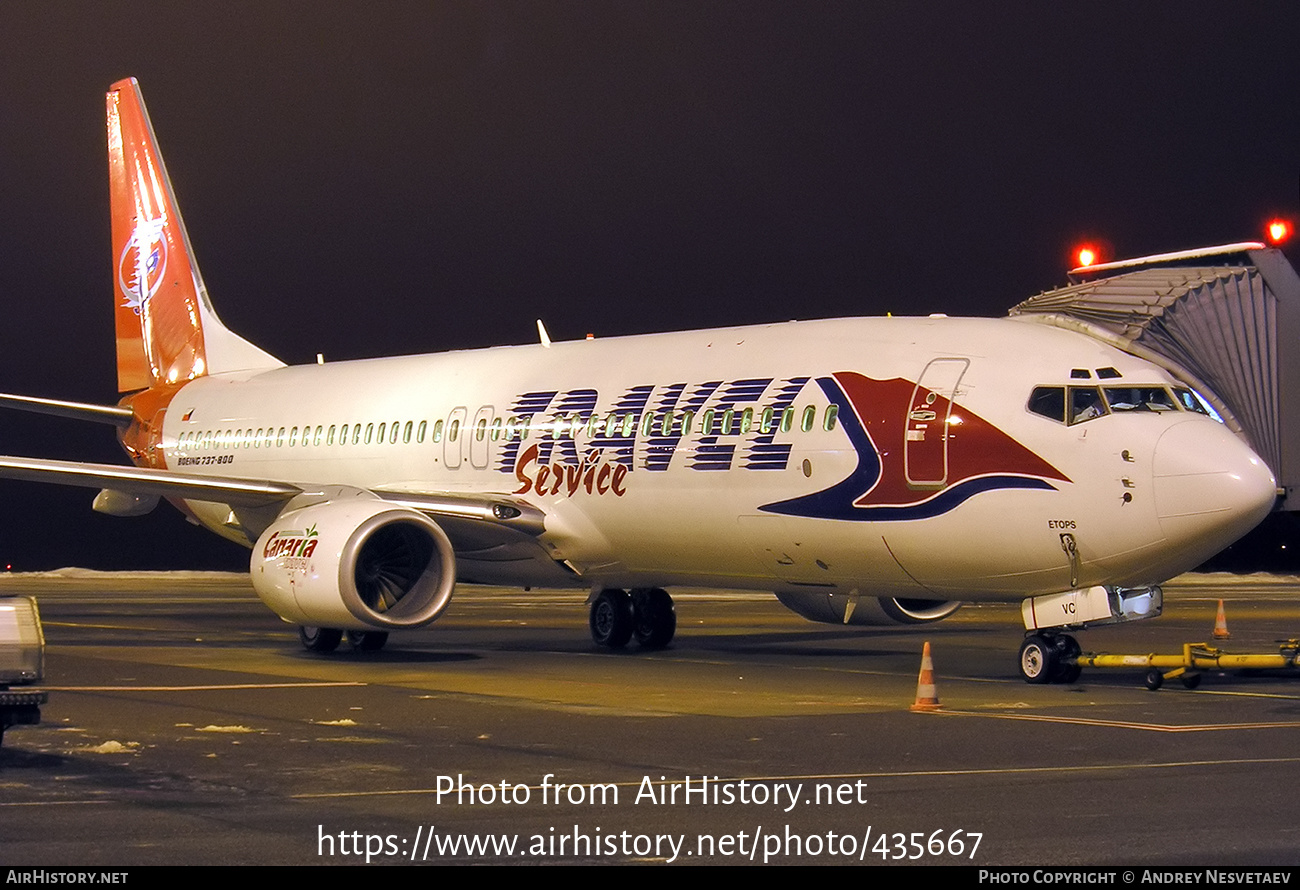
0,79 -> 1284,682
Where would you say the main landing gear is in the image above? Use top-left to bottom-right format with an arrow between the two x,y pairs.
589,587 -> 676,650
298,626 -> 389,653
1018,632 -> 1082,684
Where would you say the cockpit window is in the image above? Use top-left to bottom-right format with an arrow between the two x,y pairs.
1173,388 -> 1212,416
1070,387 -> 1107,424
1103,387 -> 1177,412
1028,386 -> 1065,422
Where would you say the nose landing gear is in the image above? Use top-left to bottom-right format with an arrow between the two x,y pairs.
1018,632 -> 1082,684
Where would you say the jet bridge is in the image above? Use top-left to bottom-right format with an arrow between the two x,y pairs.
1009,243 -> 1300,509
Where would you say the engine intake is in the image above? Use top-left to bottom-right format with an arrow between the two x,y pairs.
252,497 -> 455,631
775,591 -> 962,626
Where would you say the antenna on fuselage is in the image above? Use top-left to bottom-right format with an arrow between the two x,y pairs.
536,319 -> 552,348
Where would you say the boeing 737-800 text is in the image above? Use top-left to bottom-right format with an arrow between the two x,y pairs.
0,79 -> 1282,682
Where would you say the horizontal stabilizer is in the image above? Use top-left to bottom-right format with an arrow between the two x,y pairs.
0,393 -> 133,427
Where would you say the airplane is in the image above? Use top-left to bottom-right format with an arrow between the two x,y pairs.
0,78 -> 1288,683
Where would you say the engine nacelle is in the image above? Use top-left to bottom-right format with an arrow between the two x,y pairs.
251,496 -> 456,631
775,591 -> 962,627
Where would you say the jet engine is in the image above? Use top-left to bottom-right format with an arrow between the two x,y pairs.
775,591 -> 962,626
251,496 -> 456,631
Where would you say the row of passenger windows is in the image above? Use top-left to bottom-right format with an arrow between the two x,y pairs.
1028,385 -> 1210,425
174,405 -> 841,452
497,404 -> 839,442
178,420 -> 429,451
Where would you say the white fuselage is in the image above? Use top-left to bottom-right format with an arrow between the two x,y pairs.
158,315 -> 1277,600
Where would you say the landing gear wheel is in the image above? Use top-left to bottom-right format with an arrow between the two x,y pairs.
1180,672 -> 1202,690
346,630 -> 390,652
1145,669 -> 1164,691
1051,634 -> 1082,684
1019,635 -> 1057,684
1056,664 -> 1083,684
299,626 -> 343,653
589,589 -> 634,649
631,588 -> 676,649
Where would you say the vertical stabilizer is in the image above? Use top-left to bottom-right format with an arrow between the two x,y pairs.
106,78 -> 282,393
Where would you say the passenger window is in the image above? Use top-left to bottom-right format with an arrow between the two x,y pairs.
449,419 -> 460,441
390,422 -> 399,444
489,419 -> 501,441
740,407 -> 753,434
276,427 -> 285,447
660,412 -> 673,436
720,409 -> 734,435
377,422 -> 386,443
327,425 -> 336,446
314,425 -> 323,446
760,406 -> 773,433
364,423 -> 374,444
801,405 -> 816,432
475,418 -> 487,442
1028,387 -> 1066,423
432,419 -> 444,443
417,420 -> 427,443
621,414 -> 635,437
779,408 -> 794,433
641,412 -> 656,437
680,410 -> 694,436
1069,388 -> 1106,424
823,405 -> 838,431
701,409 -> 715,436
288,426 -> 299,447
352,424 -> 362,445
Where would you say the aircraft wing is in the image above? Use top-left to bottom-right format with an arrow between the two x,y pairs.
0,455 -> 547,547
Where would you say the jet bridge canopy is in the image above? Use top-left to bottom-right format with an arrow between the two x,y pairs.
1009,244 -> 1300,509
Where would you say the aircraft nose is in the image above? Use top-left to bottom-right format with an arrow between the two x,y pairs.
1152,420 -> 1276,553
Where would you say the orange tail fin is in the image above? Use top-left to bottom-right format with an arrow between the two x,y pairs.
107,78 -> 280,393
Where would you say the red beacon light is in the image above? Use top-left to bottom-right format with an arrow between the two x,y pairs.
1266,218 -> 1292,245
1075,245 -> 1099,268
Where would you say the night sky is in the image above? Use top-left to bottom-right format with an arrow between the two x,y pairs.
1,3 -> 1297,570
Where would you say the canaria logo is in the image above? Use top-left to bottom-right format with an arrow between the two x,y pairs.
117,217 -> 168,313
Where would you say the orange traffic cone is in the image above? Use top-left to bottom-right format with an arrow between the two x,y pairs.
1213,599 -> 1231,640
910,641 -> 941,712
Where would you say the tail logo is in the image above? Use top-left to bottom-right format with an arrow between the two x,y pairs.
117,217 -> 168,313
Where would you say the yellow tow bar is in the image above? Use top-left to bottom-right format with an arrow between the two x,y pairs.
1074,640 -> 1300,690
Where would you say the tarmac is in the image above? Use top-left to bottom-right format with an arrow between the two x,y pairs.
3,571 -> 1300,865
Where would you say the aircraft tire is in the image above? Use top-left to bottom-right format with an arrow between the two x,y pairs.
299,626 -> 343,653
590,589 -> 634,649
631,588 -> 676,649
1018,635 -> 1056,684
1051,634 -> 1081,683
346,630 -> 390,652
